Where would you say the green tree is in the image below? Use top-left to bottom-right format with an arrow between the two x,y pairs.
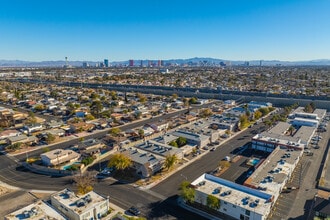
304,103 -> 313,113
164,154 -> 178,171
207,195 -> 220,210
45,133 -> 56,143
90,100 -> 103,118
34,104 -> 45,111
42,147 -> 50,153
172,93 -> 178,100
176,137 -> 187,147
179,181 -> 195,204
26,111 -> 37,124
183,98 -> 189,108
137,93 -> 147,103
108,153 -> 132,171
288,125 -> 295,136
264,120 -> 272,128
90,93 -> 100,100
6,142 -> 22,152
138,129 -> 144,139
199,108 -> 213,118
254,110 -> 263,120
169,140 -> 178,148
109,127 -> 122,141
219,160 -> 231,169
189,97 -> 198,105
82,156 -> 94,166
310,102 -> 316,111
239,114 -> 249,129
109,91 -> 118,100
85,114 -> 95,121
259,107 -> 270,116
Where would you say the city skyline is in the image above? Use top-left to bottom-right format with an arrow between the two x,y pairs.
1,0 -> 330,62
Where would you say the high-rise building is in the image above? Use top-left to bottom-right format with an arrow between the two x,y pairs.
158,60 -> 162,67
104,59 -> 109,67
129,59 -> 134,67
82,62 -> 89,68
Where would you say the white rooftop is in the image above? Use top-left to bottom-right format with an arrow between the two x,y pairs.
51,189 -> 107,216
192,174 -> 273,216
41,149 -> 80,161
245,147 -> 302,196
4,200 -> 66,220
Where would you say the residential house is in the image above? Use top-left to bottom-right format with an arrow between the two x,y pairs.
47,128 -> 66,137
69,122 -> 95,133
145,121 -> 169,132
6,134 -> 38,145
41,149 -> 80,167
22,123 -> 44,134
0,129 -> 21,140
78,139 -> 104,157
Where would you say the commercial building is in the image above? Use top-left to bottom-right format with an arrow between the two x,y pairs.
191,174 -> 273,220
104,59 -> 109,67
136,139 -> 184,159
129,59 -> 134,67
172,129 -> 210,148
120,147 -> 164,178
291,117 -> 319,127
4,200 -> 66,220
251,122 -> 306,152
41,149 -> 80,167
244,146 -> 302,200
51,189 -> 109,220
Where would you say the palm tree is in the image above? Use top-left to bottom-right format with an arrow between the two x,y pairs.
164,154 -> 178,171
288,125 -> 295,136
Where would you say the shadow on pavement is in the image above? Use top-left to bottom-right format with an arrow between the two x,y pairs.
288,199 -> 314,220
147,195 -> 207,220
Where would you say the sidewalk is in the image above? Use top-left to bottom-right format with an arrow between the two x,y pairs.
177,197 -> 223,220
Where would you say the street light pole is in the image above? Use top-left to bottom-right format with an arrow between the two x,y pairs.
25,150 -> 29,162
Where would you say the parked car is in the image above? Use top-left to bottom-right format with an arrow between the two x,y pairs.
210,147 -> 216,151
127,206 -> 141,216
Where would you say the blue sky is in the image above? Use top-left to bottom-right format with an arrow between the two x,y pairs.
1,0 -> 329,61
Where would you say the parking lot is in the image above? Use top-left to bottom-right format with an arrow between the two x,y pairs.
220,146 -> 270,184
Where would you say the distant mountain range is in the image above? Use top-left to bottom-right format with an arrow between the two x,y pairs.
1,57 -> 330,67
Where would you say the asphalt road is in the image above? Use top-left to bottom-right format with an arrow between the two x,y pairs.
151,123 -> 266,198
0,102 -> 219,219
